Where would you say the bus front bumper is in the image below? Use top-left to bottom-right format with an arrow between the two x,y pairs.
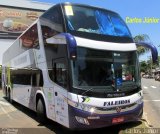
69,103 -> 143,130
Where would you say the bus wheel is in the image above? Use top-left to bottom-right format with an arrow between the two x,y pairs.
36,98 -> 46,124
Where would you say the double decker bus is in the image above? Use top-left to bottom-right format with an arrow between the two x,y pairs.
2,3 -> 158,129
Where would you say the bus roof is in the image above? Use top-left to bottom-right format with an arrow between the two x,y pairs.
40,2 -> 120,18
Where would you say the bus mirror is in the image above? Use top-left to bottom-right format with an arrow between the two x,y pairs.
46,33 -> 77,59
46,34 -> 67,44
61,33 -> 77,60
66,34 -> 77,60
136,42 -> 158,64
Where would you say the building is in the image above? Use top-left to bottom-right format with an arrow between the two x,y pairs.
0,0 -> 52,64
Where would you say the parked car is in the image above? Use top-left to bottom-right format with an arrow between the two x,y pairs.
155,74 -> 160,81
143,74 -> 154,79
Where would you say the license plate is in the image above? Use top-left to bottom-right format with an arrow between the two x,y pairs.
112,117 -> 124,124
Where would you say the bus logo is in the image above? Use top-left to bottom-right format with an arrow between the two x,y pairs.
116,107 -> 121,113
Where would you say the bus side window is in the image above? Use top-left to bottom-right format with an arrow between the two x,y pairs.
53,62 -> 67,88
20,24 -> 39,49
41,5 -> 63,26
32,70 -> 43,87
12,74 -> 31,85
39,71 -> 44,87
40,5 -> 64,41
41,26 -> 58,41
32,73 -> 37,87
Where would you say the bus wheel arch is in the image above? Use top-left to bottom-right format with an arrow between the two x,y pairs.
36,94 -> 47,123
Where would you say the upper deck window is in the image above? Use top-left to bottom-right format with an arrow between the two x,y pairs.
40,5 -> 64,33
64,5 -> 132,38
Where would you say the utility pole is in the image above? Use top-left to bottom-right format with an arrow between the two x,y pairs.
158,45 -> 160,69
150,56 -> 152,74
148,56 -> 152,74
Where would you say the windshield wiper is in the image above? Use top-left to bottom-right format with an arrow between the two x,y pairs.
74,85 -> 116,96
73,86 -> 94,96
81,87 -> 94,96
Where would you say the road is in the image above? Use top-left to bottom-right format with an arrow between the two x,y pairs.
142,78 -> 160,128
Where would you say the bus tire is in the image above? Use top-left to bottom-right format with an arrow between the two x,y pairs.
36,98 -> 46,124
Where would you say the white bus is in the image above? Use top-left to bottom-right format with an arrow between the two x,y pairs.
2,3 -> 158,129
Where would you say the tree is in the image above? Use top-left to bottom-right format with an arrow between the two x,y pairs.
140,56 -> 159,73
134,34 -> 150,56
140,61 -> 149,73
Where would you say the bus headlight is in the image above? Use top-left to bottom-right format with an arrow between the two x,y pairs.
80,103 -> 95,113
75,116 -> 89,125
90,107 -> 95,113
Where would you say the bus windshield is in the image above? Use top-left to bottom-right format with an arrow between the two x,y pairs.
64,5 -> 132,38
71,47 -> 140,96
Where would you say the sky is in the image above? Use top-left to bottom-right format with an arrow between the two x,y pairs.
33,0 -> 160,61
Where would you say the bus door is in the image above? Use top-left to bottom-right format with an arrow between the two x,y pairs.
28,70 -> 43,111
12,71 -> 32,107
53,60 -> 69,127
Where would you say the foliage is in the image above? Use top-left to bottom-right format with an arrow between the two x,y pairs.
140,56 -> 160,73
134,34 -> 150,56
134,34 -> 150,42
140,61 -> 149,73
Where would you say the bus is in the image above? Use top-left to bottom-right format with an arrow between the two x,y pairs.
2,3 -> 158,129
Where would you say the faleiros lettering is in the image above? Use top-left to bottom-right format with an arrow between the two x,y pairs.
103,99 -> 130,106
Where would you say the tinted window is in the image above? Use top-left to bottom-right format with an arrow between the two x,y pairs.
12,74 -> 31,85
32,70 -> 43,87
40,5 -> 63,32
71,47 -> 139,92
65,5 -> 131,37
49,61 -> 67,88
44,43 -> 68,89
20,24 -> 39,48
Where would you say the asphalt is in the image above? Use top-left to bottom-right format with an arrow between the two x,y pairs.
142,78 -> 160,128
0,89 -> 54,134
